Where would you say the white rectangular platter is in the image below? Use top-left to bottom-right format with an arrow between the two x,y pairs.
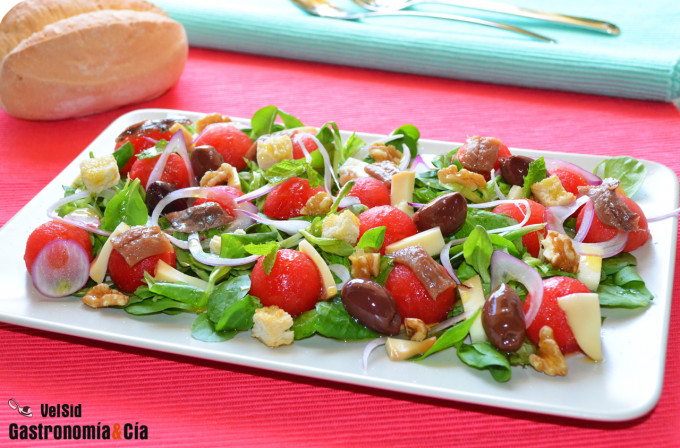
0,109 -> 677,421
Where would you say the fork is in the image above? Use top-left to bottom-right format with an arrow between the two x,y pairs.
352,0 -> 620,35
291,0 -> 555,42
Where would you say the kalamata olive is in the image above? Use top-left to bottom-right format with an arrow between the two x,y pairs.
482,283 -> 526,352
341,278 -> 402,335
499,155 -> 534,186
191,145 -> 225,181
146,181 -> 187,214
412,192 -> 467,236
459,136 -> 501,173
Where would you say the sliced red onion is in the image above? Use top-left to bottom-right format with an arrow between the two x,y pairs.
149,186 -> 249,250
573,231 -> 628,258
469,199 -> 532,234
398,144 -> 411,171
362,337 -> 386,373
439,241 -> 461,285
143,136 -> 158,146
429,309 -> 476,334
328,263 -> 351,289
31,239 -> 90,298
544,157 -> 602,186
235,183 -> 277,204
409,154 -> 433,173
65,209 -> 100,228
490,169 -> 507,200
573,199 -> 594,242
408,202 -> 424,208
544,195 -> 590,235
377,133 -> 403,145
227,201 -> 258,232
490,250 -> 543,329
338,195 -> 362,209
46,190 -> 111,236
647,207 -> 680,222
298,132 -> 339,194
291,133 -> 313,164
147,130 -> 197,189
237,209 -> 310,234
187,233 -> 259,267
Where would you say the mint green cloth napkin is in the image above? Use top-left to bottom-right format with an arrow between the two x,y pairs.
151,0 -> 680,101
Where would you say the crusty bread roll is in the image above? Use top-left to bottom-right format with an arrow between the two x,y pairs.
0,0 -> 188,120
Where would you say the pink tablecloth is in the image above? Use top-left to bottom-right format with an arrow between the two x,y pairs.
1,48 -> 679,446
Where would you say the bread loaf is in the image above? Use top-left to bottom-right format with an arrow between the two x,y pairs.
0,0 -> 188,120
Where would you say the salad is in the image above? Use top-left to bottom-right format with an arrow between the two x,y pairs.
22,106 -> 664,383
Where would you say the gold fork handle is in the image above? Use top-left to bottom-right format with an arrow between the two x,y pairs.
425,0 -> 620,35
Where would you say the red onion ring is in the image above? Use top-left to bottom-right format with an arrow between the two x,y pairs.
187,233 -> 259,267
544,195 -> 590,235
398,144 -> 411,171
328,263 -> 350,289
297,132 -> 339,194
429,309 -> 476,334
409,154 -> 433,173
362,337 -> 386,373
439,240 -> 461,285
237,209 -> 310,235
544,157 -> 602,186
46,189 -> 111,236
573,231 -> 628,257
490,250 -> 543,329
291,133 -> 313,164
647,207 -> 680,222
147,130 -> 197,189
235,183 -> 277,204
490,169 -> 507,200
469,199 -> 533,233
573,199 -> 594,242
227,201 -> 258,232
338,195 -> 362,209
149,186 -> 254,249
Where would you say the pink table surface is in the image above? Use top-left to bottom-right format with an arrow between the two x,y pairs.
1,48 -> 679,447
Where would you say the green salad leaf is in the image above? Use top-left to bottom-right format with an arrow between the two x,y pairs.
293,300 -> 378,340
595,156 -> 647,197
101,178 -> 147,231
523,157 -> 547,198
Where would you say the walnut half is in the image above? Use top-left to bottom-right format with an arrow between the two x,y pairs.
82,284 -> 129,309
195,113 -> 231,134
541,230 -> 579,273
529,326 -> 568,376
437,165 -> 487,190
300,191 -> 332,216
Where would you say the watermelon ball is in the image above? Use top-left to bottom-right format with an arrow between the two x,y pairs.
384,264 -> 456,324
492,200 -> 546,258
193,123 -> 254,171
262,177 -> 325,220
249,249 -> 323,317
108,249 -> 176,294
524,276 -> 590,355
348,177 -> 391,208
128,153 -> 190,190
358,205 -> 417,254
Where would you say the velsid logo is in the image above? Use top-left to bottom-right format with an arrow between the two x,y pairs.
7,399 -> 149,441
8,399 -> 32,418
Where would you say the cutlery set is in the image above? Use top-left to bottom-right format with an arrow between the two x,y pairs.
291,0 -> 619,43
